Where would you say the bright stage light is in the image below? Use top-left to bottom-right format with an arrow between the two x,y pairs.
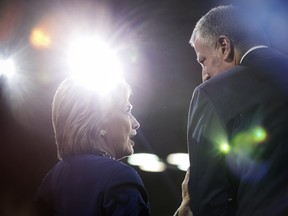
128,153 -> 160,166
0,58 -> 16,78
66,35 -> 123,95
128,153 -> 166,172
139,161 -> 166,172
167,153 -> 189,171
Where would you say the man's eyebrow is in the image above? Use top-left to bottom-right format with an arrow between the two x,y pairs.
197,56 -> 205,63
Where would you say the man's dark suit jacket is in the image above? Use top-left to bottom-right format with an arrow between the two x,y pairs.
188,48 -> 288,216
35,154 -> 151,215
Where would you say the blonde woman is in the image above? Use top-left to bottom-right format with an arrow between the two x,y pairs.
36,78 -> 150,215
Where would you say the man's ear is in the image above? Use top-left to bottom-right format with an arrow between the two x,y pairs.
216,35 -> 234,62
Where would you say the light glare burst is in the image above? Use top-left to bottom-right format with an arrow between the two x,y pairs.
0,58 -> 16,78
219,142 -> 231,154
67,36 -> 123,95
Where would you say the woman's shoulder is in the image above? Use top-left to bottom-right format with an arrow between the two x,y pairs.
60,154 -> 139,178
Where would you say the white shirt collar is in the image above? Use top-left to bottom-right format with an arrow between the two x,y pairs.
240,45 -> 268,64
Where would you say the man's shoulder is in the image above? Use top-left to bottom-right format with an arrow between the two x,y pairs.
242,47 -> 288,67
195,65 -> 247,96
192,64 -> 272,123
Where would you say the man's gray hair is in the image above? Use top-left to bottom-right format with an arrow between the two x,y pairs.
190,5 -> 269,54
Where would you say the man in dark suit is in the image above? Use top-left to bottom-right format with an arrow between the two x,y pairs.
175,5 -> 288,216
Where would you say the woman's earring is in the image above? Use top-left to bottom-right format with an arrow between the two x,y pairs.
100,130 -> 107,137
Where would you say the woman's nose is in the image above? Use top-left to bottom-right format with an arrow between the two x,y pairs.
132,115 -> 140,130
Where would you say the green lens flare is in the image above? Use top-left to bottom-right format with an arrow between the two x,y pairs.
252,127 -> 267,143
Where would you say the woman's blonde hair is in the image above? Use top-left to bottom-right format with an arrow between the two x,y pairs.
52,77 -> 131,159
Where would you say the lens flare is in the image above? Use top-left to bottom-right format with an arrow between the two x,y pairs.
219,142 -> 231,154
29,27 -> 51,48
252,126 -> 267,143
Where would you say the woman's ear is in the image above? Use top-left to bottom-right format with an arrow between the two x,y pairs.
216,35 -> 234,62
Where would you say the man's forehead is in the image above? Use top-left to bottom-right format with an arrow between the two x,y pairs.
194,39 -> 206,52
194,42 -> 205,60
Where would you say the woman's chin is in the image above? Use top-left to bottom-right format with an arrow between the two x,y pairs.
117,145 -> 134,160
130,140 -> 135,147
127,144 -> 134,155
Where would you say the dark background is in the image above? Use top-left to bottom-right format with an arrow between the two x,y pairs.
0,0 -> 288,215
